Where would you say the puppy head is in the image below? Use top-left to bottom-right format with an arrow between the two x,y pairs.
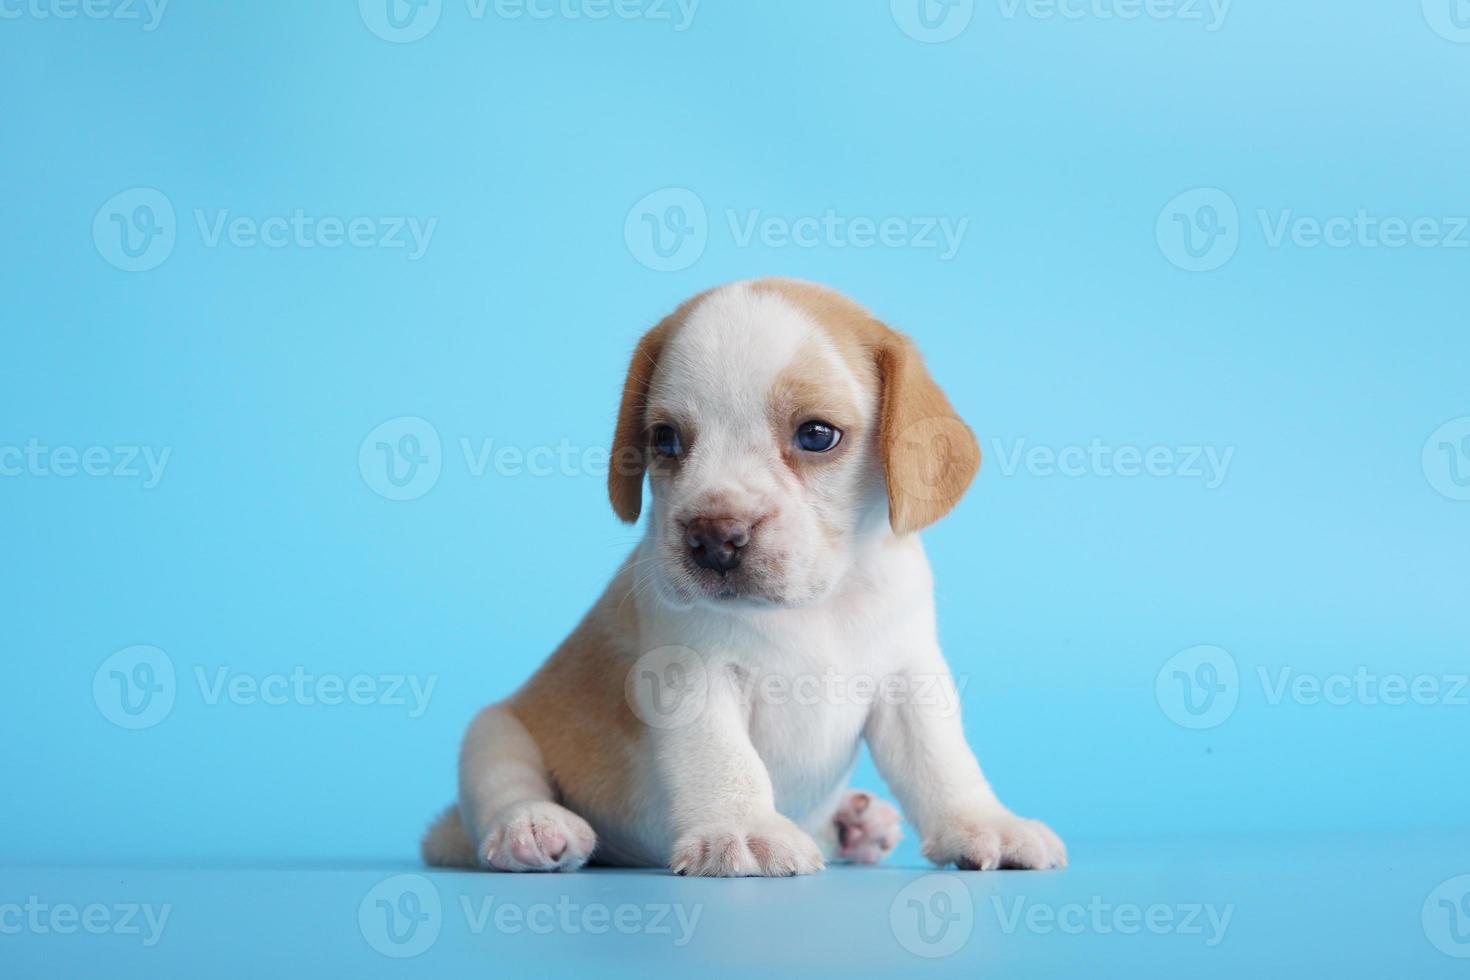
609,278 -> 979,610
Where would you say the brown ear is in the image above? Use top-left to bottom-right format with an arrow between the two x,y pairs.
608,316 -> 676,523
875,331 -> 981,534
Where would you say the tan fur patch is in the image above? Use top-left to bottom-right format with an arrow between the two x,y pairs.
752,278 -> 981,533
608,290 -> 712,523
508,566 -> 642,827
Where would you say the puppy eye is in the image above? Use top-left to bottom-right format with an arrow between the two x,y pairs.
795,420 -> 842,453
651,424 -> 683,458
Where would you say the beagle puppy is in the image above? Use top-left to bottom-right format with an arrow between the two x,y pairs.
422,278 -> 1066,876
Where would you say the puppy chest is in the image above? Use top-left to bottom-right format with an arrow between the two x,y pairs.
746,695 -> 867,815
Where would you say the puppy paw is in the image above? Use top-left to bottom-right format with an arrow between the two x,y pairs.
671,813 -> 825,877
478,801 -> 596,872
833,790 -> 902,865
923,808 -> 1066,871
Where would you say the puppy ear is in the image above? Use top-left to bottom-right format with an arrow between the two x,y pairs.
608,317 -> 675,523
875,331 -> 981,534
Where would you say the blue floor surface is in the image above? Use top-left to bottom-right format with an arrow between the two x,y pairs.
5,831 -> 1466,978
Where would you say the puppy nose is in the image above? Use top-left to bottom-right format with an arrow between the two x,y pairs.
685,518 -> 750,573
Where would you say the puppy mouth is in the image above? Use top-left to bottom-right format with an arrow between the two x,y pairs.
686,565 -> 768,602
655,553 -> 784,608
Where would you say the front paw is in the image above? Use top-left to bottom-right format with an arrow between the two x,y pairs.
671,813 -> 825,877
923,809 -> 1067,871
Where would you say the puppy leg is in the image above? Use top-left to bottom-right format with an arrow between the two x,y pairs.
865,661 -> 1066,871
421,703 -> 596,872
658,666 -> 824,877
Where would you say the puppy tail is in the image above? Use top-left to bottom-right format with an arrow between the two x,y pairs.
420,803 -> 478,868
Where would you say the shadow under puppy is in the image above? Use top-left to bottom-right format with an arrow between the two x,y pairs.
422,278 -> 1065,876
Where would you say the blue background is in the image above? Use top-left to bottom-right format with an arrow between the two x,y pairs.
2,1 -> 1468,975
